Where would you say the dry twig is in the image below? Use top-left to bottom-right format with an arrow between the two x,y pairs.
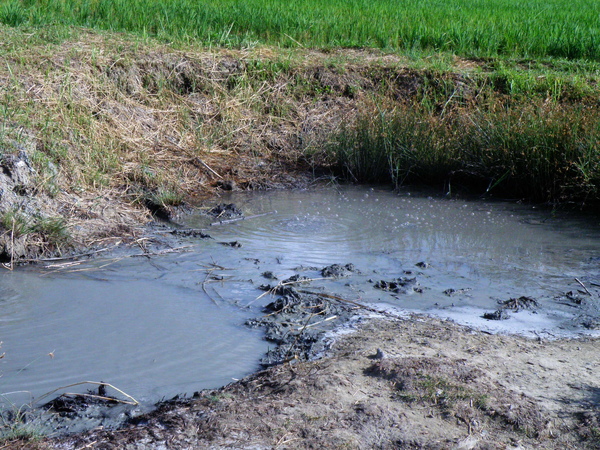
575,277 -> 592,296
35,381 -> 139,406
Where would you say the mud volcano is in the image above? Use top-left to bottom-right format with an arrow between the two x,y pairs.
2,186 -> 600,431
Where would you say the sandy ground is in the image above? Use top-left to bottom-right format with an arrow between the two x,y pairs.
12,314 -> 600,449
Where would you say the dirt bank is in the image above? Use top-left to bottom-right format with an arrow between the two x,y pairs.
5,315 -> 597,449
0,28 -> 399,261
4,27 -> 600,263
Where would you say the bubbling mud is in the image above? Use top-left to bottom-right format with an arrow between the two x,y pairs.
2,185 -> 600,416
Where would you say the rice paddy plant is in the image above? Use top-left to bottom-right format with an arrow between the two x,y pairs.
1,0 -> 599,61
333,101 -> 600,205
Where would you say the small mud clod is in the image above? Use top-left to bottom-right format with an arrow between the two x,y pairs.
374,277 -> 418,294
219,240 -> 242,248
321,263 -> 357,278
443,288 -> 471,296
170,229 -> 211,239
500,296 -> 539,311
483,309 -> 511,320
261,271 -> 277,280
208,203 -> 242,219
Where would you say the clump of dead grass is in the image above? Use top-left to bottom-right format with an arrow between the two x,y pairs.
367,357 -> 549,438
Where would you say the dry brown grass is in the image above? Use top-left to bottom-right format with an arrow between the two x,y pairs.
2,26 -> 600,259
0,29 -> 364,258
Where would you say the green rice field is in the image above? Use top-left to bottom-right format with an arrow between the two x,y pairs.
1,0 -> 599,60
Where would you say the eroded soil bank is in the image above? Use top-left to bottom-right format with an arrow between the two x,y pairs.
11,315 -> 600,449
3,27 -> 600,263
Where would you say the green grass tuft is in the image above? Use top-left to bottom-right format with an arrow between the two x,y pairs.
0,210 -> 70,246
331,99 -> 600,205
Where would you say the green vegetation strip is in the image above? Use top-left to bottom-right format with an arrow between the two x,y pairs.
332,101 -> 600,204
1,0 -> 600,60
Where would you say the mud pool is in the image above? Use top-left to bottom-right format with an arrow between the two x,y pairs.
2,186 -> 600,415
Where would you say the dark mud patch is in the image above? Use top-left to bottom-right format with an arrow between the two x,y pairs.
207,203 -> 243,220
555,290 -> 588,306
218,240 -> 242,248
168,228 -> 212,238
483,309 -> 512,320
247,282 -> 357,367
215,179 -> 236,191
373,277 -> 420,294
500,295 -> 540,311
142,197 -> 174,221
443,287 -> 472,296
483,295 -> 540,320
261,270 -> 278,280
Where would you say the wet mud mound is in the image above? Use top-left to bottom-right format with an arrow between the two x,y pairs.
483,296 -> 539,320
207,203 -> 243,220
247,270 -> 359,367
373,276 -> 421,294
321,263 -> 357,278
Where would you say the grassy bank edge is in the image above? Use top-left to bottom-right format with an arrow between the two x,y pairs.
331,99 -> 600,205
1,25 -> 600,260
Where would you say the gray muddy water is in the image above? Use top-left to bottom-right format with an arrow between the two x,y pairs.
0,260 -> 269,409
183,186 -> 600,334
2,186 -> 600,411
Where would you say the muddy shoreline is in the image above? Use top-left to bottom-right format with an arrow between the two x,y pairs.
4,192 -> 600,448
11,312 -> 600,449
4,210 -> 600,448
